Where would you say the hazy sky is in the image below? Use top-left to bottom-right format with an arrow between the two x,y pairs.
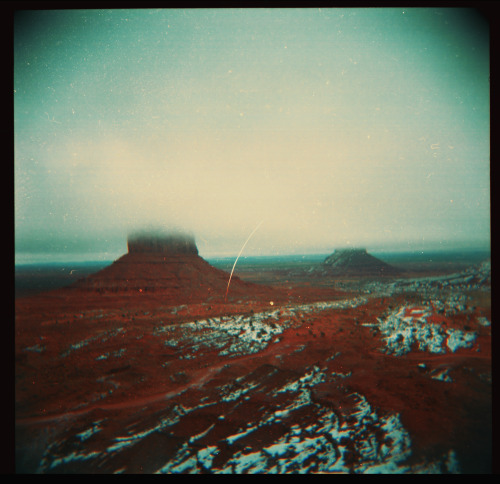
14,8 -> 490,262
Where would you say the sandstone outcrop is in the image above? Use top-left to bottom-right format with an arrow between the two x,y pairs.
67,231 -> 270,303
127,231 -> 198,255
318,248 -> 400,277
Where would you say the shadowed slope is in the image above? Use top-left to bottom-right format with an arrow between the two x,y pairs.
318,248 -> 400,277
67,232 -> 271,303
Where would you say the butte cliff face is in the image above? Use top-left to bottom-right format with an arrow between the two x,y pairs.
68,231 -> 264,303
318,248 -> 400,277
127,232 -> 198,255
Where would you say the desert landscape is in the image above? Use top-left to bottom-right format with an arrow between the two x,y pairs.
14,7 -> 491,474
15,233 -> 491,474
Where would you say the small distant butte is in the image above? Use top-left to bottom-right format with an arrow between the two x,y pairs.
319,248 -> 400,276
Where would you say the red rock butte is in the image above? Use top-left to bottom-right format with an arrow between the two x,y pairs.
319,248 -> 400,276
127,232 -> 199,255
67,231 -> 270,303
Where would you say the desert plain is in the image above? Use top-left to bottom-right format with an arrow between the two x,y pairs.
15,238 -> 491,474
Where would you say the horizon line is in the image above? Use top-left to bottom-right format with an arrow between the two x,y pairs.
14,245 -> 491,266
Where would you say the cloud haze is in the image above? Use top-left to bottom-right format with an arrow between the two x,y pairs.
14,8 -> 490,262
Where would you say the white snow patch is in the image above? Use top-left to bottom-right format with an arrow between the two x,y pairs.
189,423 -> 215,444
430,367 -> 453,383
197,446 -> 219,470
477,317 -> 490,327
372,305 -> 477,356
226,424 -> 259,445
48,450 -> 101,470
446,328 -> 477,353
76,421 -> 103,442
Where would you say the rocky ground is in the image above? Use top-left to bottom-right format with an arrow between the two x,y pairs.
15,259 -> 491,473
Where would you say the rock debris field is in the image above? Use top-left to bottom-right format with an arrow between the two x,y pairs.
15,260 -> 491,473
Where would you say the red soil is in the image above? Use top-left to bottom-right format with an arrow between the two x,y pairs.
15,260 -> 491,474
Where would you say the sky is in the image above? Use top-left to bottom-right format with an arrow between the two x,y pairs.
14,7 -> 490,263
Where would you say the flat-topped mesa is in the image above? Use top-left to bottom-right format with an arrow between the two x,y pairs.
65,230 -> 277,302
127,232 -> 198,255
324,248 -> 369,265
326,248 -> 367,257
321,247 -> 400,276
